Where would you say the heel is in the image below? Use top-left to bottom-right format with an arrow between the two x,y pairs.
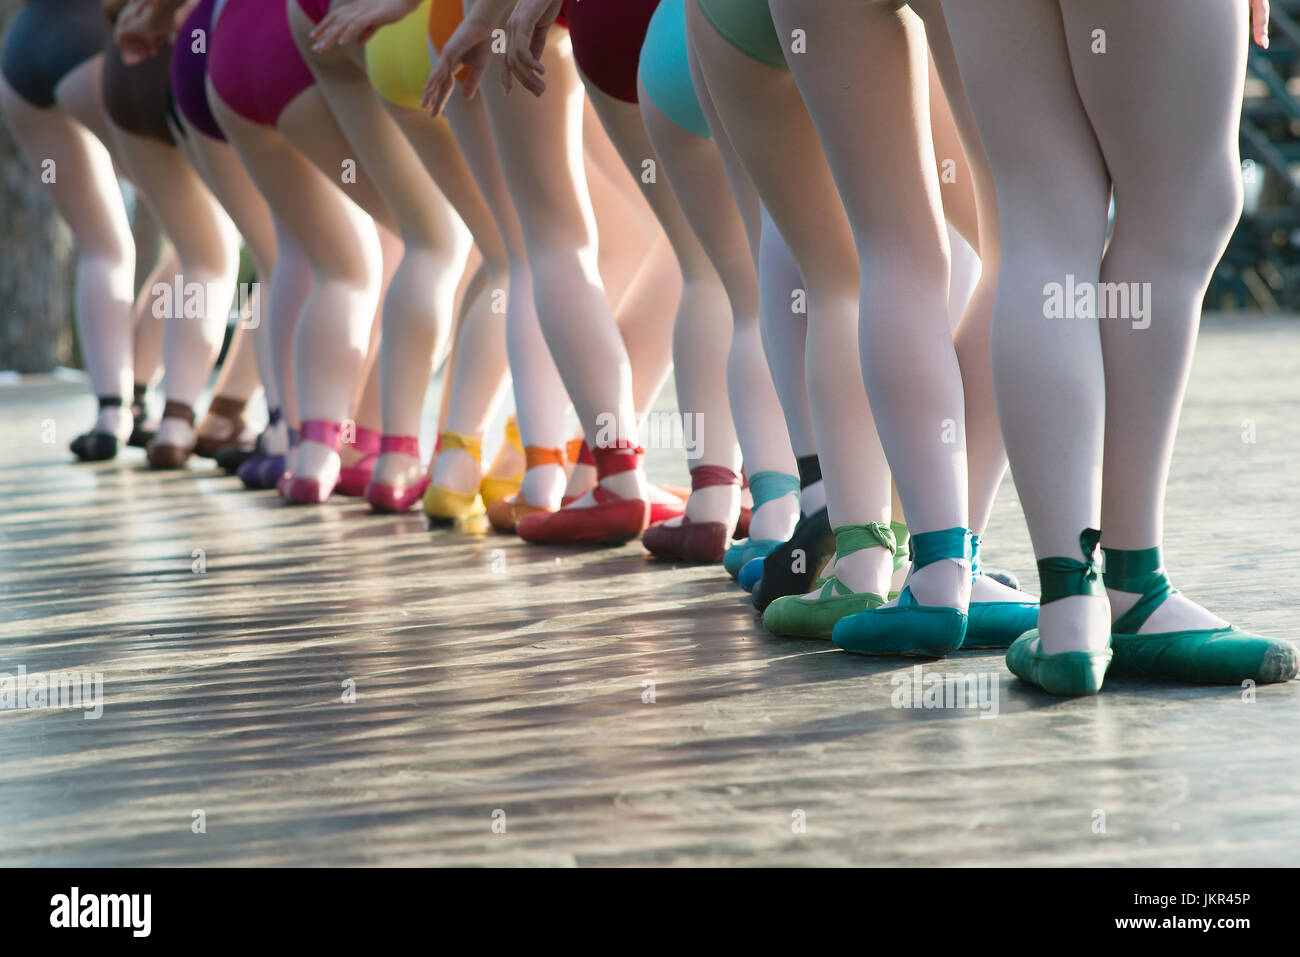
282,419 -> 343,504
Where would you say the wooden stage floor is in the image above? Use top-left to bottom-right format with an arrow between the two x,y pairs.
1,315 -> 1298,867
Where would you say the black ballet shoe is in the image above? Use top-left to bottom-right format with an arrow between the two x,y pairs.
70,396 -> 124,462
751,506 -> 835,613
127,383 -> 154,449
215,442 -> 260,475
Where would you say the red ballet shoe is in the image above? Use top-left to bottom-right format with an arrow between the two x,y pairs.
516,443 -> 650,545
365,435 -> 429,513
281,419 -> 344,505
735,506 -> 752,540
642,465 -> 741,564
649,487 -> 688,525
337,425 -> 381,497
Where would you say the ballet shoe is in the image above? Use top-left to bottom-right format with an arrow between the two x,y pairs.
1006,631 -> 1112,697
964,534 -> 1039,649
424,431 -> 485,524
734,506 -> 752,541
723,539 -> 782,579
215,442 -> 259,475
365,435 -> 428,513
194,395 -> 251,460
737,555 -> 766,592
336,426 -> 381,497
127,384 -> 154,449
516,443 -> 650,546
70,396 -> 125,462
486,444 -> 567,532
1102,545 -> 1298,685
238,452 -> 287,490
832,526 -> 974,659
649,487 -> 689,525
764,523 -> 901,640
1003,530 -> 1112,696
479,416 -> 525,508
487,493 -> 553,533
146,401 -> 196,470
642,465 -> 740,564
751,507 -> 835,612
281,420 -> 343,505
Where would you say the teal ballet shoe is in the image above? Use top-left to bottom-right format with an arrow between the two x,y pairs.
723,538 -> 782,578
832,526 -> 971,658
724,472 -> 800,580
762,523 -> 898,639
1006,629 -> 1112,696
1004,529 -> 1112,696
964,534 -> 1039,649
738,555 -> 765,592
1103,546 -> 1299,685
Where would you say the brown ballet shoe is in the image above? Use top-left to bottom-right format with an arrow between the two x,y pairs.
194,395 -> 251,459
147,401 -> 196,470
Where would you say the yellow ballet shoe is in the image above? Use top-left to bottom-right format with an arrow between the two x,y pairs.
480,417 -> 524,508
425,430 -> 486,524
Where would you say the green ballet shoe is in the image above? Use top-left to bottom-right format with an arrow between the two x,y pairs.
762,522 -> 899,639
832,526 -> 973,658
1004,529 -> 1111,696
965,534 -> 1039,649
1006,630 -> 1112,697
1103,546 -> 1299,685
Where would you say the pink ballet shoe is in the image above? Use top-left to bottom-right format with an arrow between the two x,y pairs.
281,419 -> 344,505
365,435 -> 430,513
336,426 -> 381,497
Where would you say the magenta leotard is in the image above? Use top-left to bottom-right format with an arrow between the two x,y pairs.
208,0 -> 317,127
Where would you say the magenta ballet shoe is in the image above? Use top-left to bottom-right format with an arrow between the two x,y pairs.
365,435 -> 429,514
281,419 -> 344,506
336,426 -> 381,497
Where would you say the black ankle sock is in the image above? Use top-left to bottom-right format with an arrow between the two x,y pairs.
751,506 -> 835,612
796,454 -> 822,489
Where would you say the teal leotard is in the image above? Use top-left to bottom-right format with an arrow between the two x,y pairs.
694,0 -> 788,71
639,0 -> 711,139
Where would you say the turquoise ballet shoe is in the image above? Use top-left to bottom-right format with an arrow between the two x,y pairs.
832,526 -> 972,658
964,534 -> 1039,649
762,523 -> 899,639
724,538 -> 782,579
737,555 -> 766,592
724,471 -> 800,579
1102,545 -> 1299,685
1005,529 -> 1112,696
1006,629 -> 1112,696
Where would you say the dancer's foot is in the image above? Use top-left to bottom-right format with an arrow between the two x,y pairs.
195,396 -> 254,460
127,383 -> 155,449
480,416 -> 526,508
517,443 -> 650,545
146,401 -> 197,470
750,507 -> 835,612
1103,545 -> 1297,684
281,420 -> 343,504
70,397 -> 132,461
487,445 -> 567,532
642,465 -> 741,564
365,435 -> 429,513
425,431 -> 486,523
336,426 -> 381,496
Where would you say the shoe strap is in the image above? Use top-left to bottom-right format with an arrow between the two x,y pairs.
97,395 -> 123,410
795,453 -> 821,488
592,442 -> 643,480
438,431 -> 482,462
132,383 -> 149,404
525,446 -> 566,470
349,425 -> 383,454
268,407 -> 283,427
208,395 -> 248,423
379,434 -> 420,458
1102,545 -> 1177,633
890,521 -> 910,572
690,465 -> 741,491
907,526 -> 974,571
162,400 -> 195,426
1037,528 -> 1105,604
300,419 -> 342,449
504,416 -> 523,453
748,471 -> 800,507
570,439 -> 595,466
834,522 -> 897,562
